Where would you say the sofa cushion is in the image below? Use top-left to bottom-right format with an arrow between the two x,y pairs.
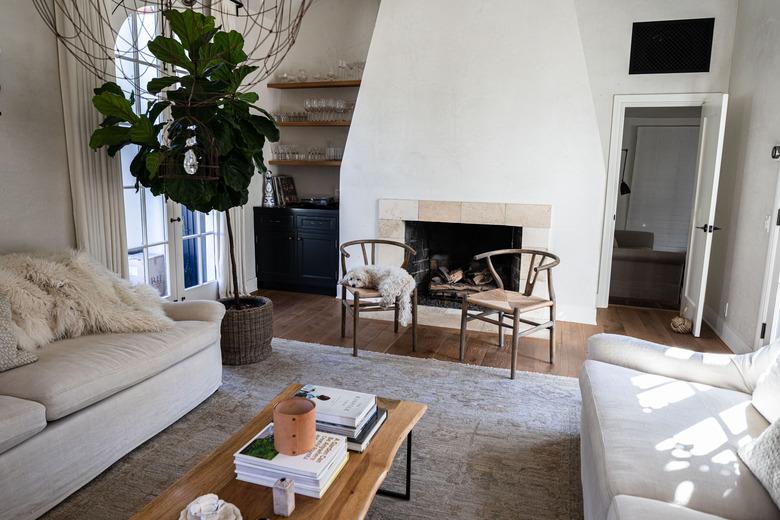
0,396 -> 46,454
0,320 -> 218,420
580,360 -> 777,520
607,495 -> 728,520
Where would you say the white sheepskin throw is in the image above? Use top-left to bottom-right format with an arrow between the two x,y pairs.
341,265 -> 416,326
0,251 -> 174,351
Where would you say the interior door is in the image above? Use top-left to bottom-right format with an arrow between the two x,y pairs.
681,94 -> 729,336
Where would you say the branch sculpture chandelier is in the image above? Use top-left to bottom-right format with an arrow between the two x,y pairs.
33,0 -> 312,90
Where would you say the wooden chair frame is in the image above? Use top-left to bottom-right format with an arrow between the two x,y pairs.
340,239 -> 418,356
458,248 -> 560,379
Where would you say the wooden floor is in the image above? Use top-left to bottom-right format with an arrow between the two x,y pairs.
257,289 -> 730,378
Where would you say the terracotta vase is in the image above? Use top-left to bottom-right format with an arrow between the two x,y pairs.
273,397 -> 316,456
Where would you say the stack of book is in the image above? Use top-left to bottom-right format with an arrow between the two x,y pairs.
295,384 -> 388,453
234,423 -> 348,499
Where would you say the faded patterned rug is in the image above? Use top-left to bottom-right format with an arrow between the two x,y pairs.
43,339 -> 583,520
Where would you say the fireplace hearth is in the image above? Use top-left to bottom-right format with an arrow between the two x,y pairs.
405,221 -> 522,308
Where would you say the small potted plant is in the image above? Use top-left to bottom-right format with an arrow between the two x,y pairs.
89,9 -> 279,364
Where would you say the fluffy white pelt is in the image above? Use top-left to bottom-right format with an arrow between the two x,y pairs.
341,265 -> 416,326
0,250 -> 174,351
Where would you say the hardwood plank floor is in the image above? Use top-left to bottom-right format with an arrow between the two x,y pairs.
256,289 -> 730,378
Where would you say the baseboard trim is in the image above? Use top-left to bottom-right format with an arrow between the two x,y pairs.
703,305 -> 752,354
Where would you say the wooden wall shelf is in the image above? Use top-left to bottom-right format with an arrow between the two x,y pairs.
267,79 -> 361,89
269,160 -> 342,167
276,121 -> 351,127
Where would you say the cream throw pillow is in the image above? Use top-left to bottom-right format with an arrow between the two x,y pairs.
753,355 -> 780,423
739,419 -> 780,508
0,296 -> 37,372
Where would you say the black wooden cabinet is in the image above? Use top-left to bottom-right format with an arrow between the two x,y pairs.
254,207 -> 339,295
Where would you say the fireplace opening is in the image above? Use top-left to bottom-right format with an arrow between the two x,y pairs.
405,221 -> 522,308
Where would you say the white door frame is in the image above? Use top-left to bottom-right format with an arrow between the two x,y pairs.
597,93 -> 720,308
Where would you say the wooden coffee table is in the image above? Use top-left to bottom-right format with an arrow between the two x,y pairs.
131,384 -> 426,520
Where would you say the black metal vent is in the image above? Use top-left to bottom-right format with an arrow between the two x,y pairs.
629,18 -> 715,74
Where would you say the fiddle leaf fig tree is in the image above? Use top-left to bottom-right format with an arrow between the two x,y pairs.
89,9 -> 279,308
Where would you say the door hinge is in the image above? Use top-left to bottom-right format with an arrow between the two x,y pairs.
760,322 -> 767,339
776,208 -> 780,226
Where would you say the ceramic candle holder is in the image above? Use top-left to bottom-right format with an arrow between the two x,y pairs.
273,397 -> 316,456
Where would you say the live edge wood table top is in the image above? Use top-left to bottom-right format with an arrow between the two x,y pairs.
131,384 -> 427,520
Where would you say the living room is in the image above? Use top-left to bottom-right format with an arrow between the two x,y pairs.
0,0 -> 778,519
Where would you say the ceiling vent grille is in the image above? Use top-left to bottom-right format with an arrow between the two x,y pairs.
629,18 -> 715,74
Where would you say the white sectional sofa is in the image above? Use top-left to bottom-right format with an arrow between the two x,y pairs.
0,300 -> 225,520
581,333 -> 779,520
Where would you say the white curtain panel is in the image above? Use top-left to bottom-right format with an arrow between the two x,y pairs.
217,207 -> 248,299
56,7 -> 128,277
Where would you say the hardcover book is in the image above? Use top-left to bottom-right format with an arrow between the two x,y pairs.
295,385 -> 377,428
234,423 -> 346,479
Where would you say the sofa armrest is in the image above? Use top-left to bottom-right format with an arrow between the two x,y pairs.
162,300 -> 226,323
587,334 -> 752,393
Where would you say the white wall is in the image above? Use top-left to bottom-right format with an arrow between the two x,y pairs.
705,0 -> 780,352
0,1 -> 75,254
574,0 -> 738,160
341,0 -> 606,324
241,0 -> 379,290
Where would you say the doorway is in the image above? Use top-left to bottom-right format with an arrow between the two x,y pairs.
609,106 -> 701,309
597,94 -> 729,337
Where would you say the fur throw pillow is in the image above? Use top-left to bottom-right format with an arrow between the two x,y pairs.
0,251 -> 173,350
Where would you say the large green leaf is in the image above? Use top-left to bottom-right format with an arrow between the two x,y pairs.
196,43 -> 225,75
147,76 -> 180,94
249,114 -> 280,142
128,117 -> 158,147
93,82 -> 125,97
235,91 -> 259,104
148,36 -> 195,73
213,30 -> 247,65
163,9 -> 216,56
92,92 -> 137,122
89,126 -> 130,151
145,151 -> 164,178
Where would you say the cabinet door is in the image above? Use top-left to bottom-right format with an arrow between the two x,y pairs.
296,231 -> 338,287
257,230 -> 297,282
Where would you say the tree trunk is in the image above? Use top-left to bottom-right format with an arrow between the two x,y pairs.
225,209 -> 241,308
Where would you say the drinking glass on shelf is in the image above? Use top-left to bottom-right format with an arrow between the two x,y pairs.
297,69 -> 307,82
335,99 -> 347,121
337,59 -> 348,80
326,68 -> 336,81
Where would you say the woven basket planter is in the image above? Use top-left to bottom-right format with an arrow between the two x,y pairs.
219,296 -> 273,365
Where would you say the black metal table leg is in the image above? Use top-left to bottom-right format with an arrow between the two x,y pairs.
376,429 -> 412,500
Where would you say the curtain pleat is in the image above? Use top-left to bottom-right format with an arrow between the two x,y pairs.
56,6 -> 128,277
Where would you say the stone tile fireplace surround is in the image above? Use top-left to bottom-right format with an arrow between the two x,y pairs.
370,199 -> 553,333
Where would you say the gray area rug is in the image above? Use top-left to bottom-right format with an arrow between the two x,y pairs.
43,339 -> 583,520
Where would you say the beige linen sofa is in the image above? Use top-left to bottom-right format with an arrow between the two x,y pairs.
0,300 -> 225,520
580,333 -> 779,520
